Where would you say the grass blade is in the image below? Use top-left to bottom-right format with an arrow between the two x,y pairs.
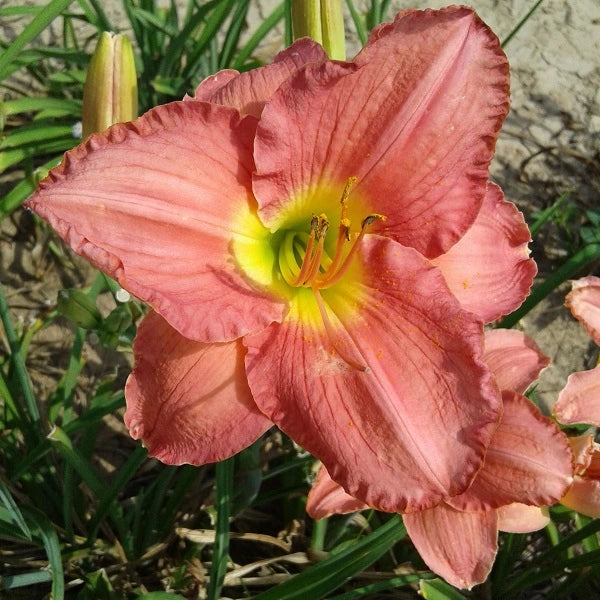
80,0 -> 112,31
502,0 -> 545,47
528,191 -> 569,237
328,574 -> 436,599
0,480 -> 32,539
495,519 -> 600,597
284,0 -> 292,46
28,509 -> 65,600
498,548 -> 600,597
88,445 -> 147,541
0,570 -> 53,590
232,2 -> 285,70
0,156 -> 61,218
1,123 -> 74,149
158,0 -> 220,77
207,457 -> 234,600
2,97 -> 82,117
0,0 -> 75,81
0,138 -> 77,173
182,0 -> 236,80
47,426 -> 104,496
0,283 -> 42,439
380,0 -> 393,22
345,0 -> 367,45
420,578 -> 468,599
218,0 -> 250,69
0,7 -> 43,17
253,515 -> 406,600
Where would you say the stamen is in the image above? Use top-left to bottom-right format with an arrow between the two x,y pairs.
320,217 -> 350,279
317,213 -> 386,289
312,287 -> 370,373
319,177 -> 357,281
340,176 -> 358,207
280,178 -> 384,291
302,215 -> 329,285
290,215 -> 319,286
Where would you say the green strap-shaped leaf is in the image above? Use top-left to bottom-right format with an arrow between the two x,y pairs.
420,578 -> 468,600
2,97 -> 82,117
0,0 -> 75,81
28,509 -> 65,600
0,480 -> 32,539
0,156 -> 61,220
1,124 -> 75,149
87,445 -> 147,542
207,457 -> 234,600
502,0 -> 545,47
253,515 -> 406,600
328,573 -> 436,599
232,3 -> 285,70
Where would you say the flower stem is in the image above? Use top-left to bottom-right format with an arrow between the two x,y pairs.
311,516 -> 328,552
207,457 -> 234,600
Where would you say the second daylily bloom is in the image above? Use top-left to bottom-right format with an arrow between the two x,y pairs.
553,276 -> 600,427
561,435 -> 600,518
27,8 -> 534,513
308,329 -> 573,589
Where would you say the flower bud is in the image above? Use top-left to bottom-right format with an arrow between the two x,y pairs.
291,0 -> 345,60
82,32 -> 138,138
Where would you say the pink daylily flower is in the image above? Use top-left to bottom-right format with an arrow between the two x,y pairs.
26,8 -> 535,513
561,435 -> 600,518
553,276 -> 600,427
307,329 -> 572,589
565,276 -> 600,345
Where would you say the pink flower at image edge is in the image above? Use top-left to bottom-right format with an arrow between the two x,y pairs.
554,276 -> 600,428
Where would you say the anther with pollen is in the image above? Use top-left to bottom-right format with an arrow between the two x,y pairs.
287,177 -> 386,290
279,178 -> 386,373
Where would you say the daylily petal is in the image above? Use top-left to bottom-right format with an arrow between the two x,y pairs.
432,183 -> 536,323
482,329 -> 550,394
449,391 -> 572,511
124,310 -> 272,464
245,237 -> 501,513
554,365 -> 600,427
27,101 -> 286,342
253,7 -> 509,258
565,276 -> 600,345
562,477 -> 600,519
404,503 -> 498,590
306,466 -> 369,519
193,39 -> 327,117
497,504 -> 550,533
568,435 -> 595,475
586,445 -> 600,479
190,69 -> 239,100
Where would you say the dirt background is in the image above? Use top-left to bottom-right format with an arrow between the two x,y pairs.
2,0 -> 600,415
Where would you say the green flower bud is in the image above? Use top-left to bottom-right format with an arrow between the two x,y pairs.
291,0 -> 345,60
82,32 -> 138,138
